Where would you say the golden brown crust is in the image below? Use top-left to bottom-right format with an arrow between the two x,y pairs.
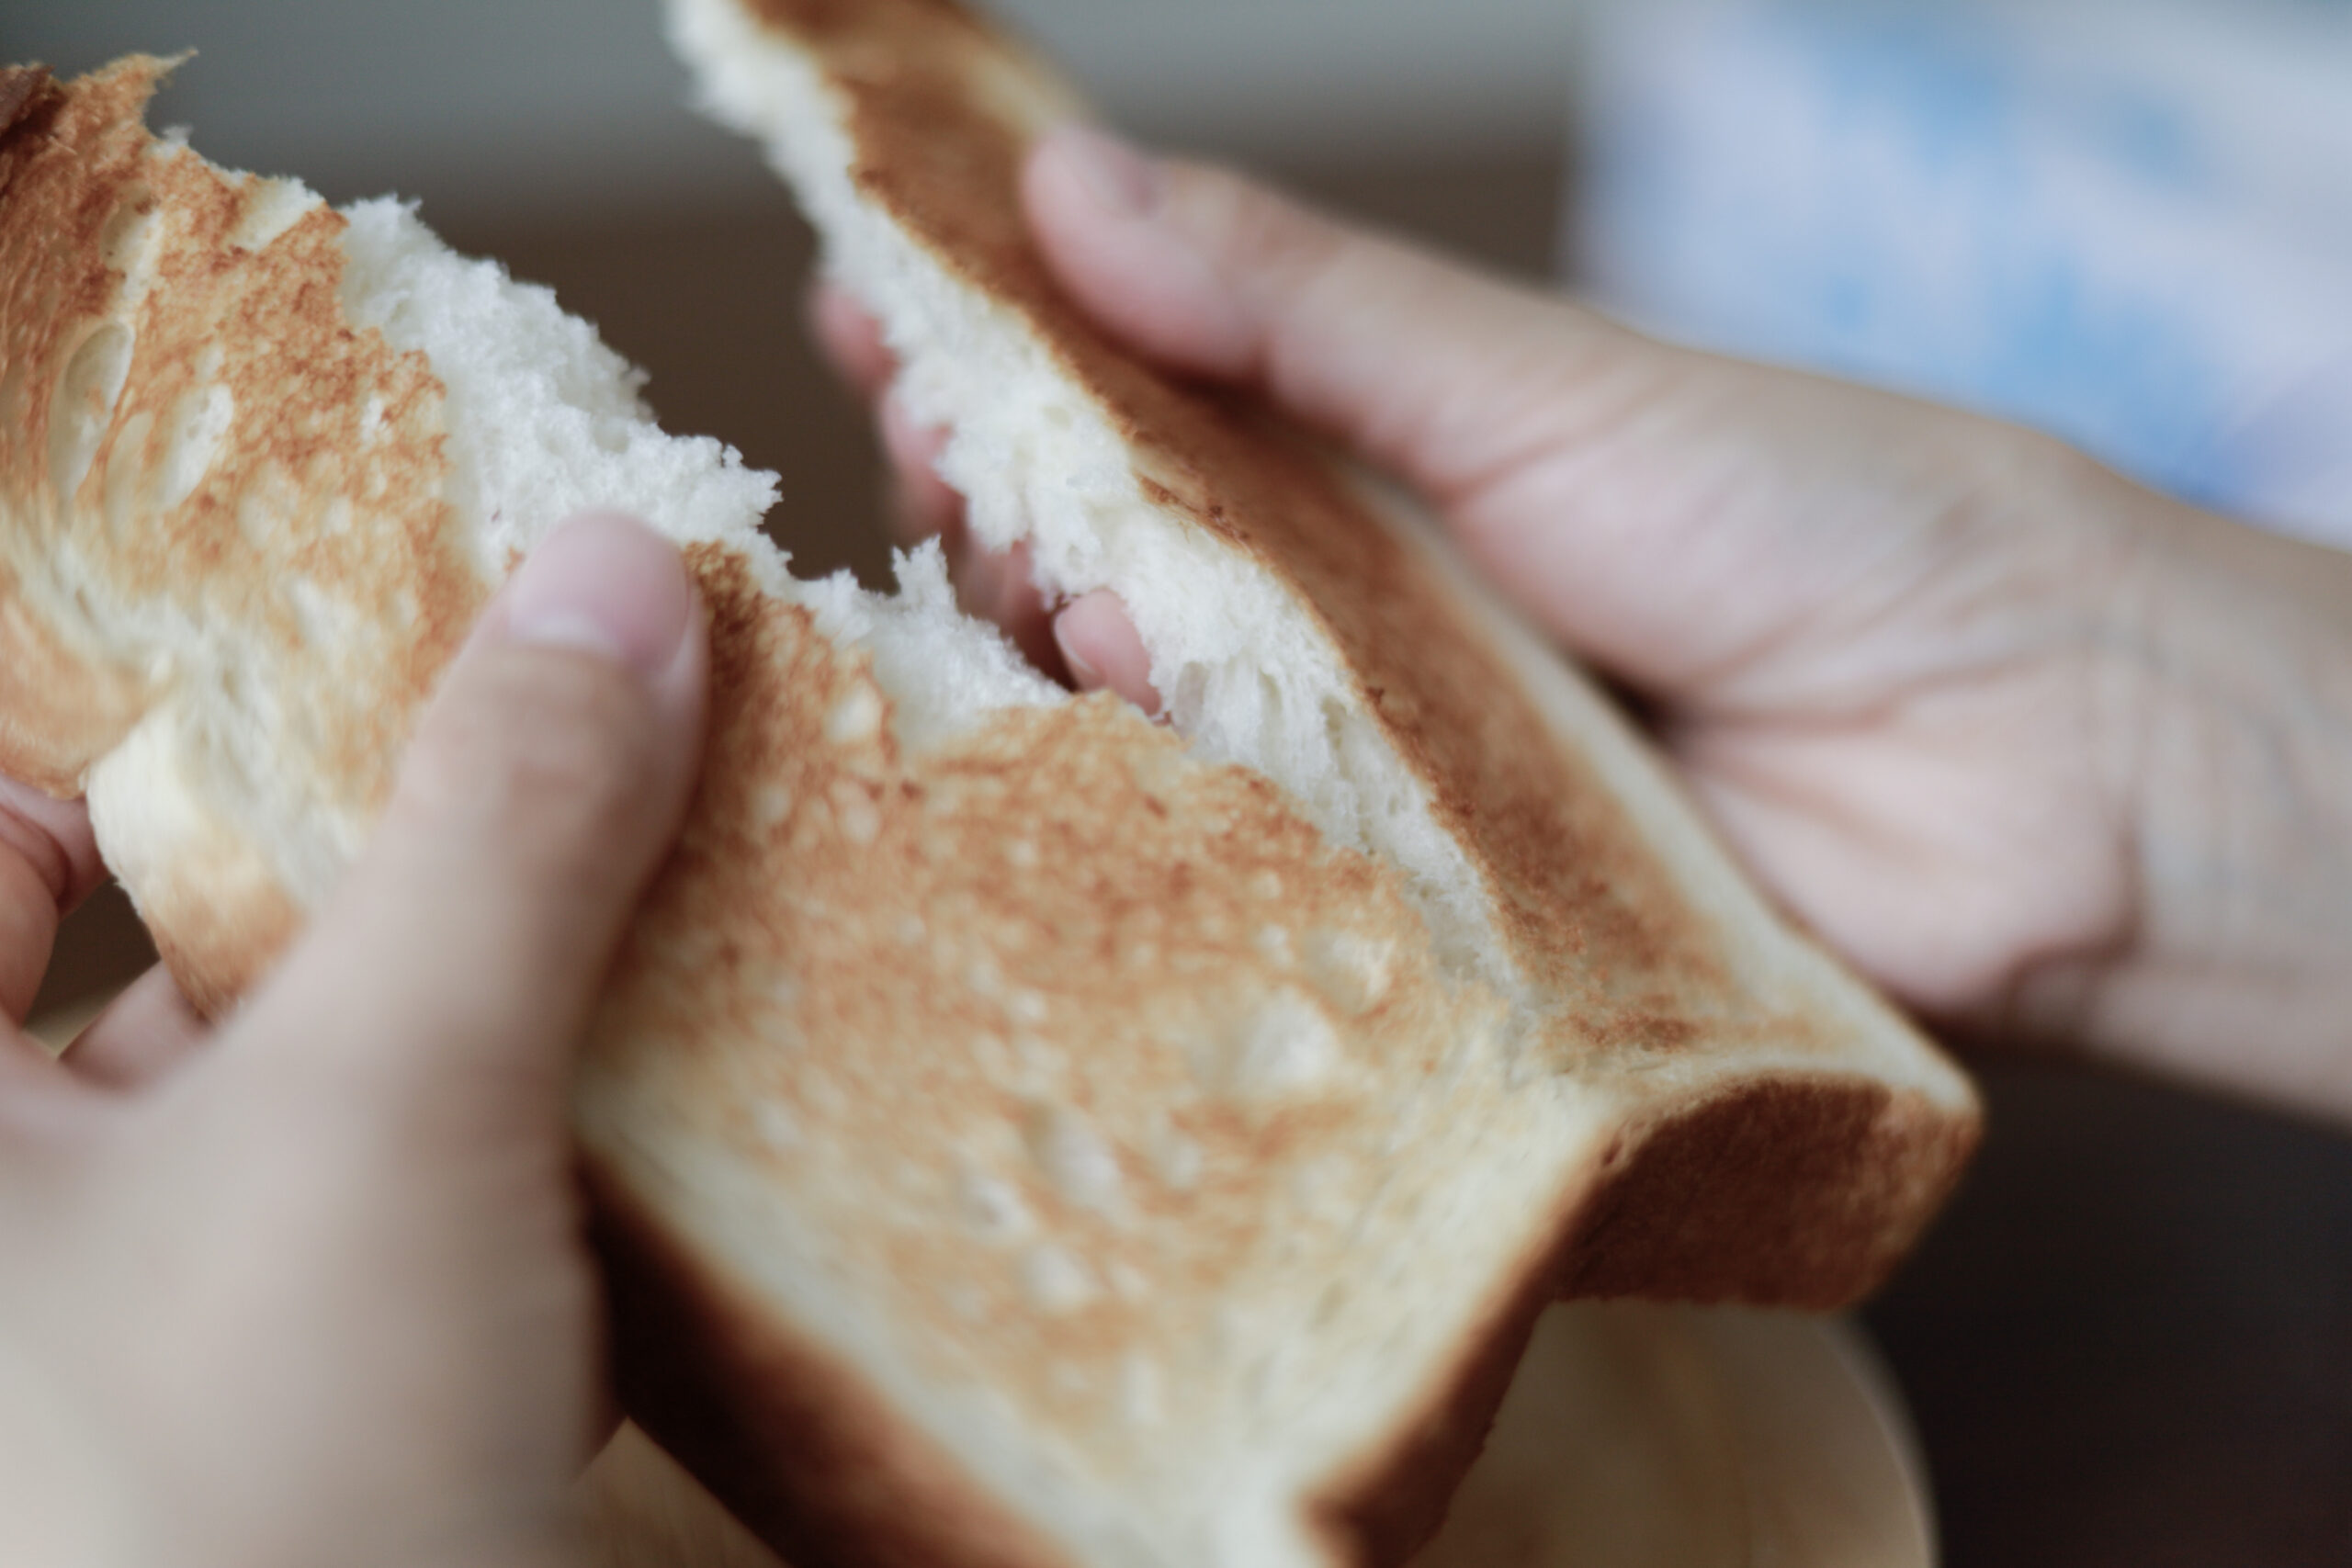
0,58 -> 164,797
0,58 -> 485,1005
1553,1079 -> 1981,1309
592,1163 -> 1083,1568
685,6 -> 1981,1562
584,546 -> 1519,1500
744,0 -> 1727,1052
0,37 -> 1980,1568
594,547 -> 1966,1568
1306,1077 -> 1974,1565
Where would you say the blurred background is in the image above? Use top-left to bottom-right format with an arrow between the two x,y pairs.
9,1 -> 2352,1563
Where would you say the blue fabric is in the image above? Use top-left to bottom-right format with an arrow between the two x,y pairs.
1577,0 -> 2352,545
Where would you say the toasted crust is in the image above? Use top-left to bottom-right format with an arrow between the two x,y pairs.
0,56 -> 481,1007
593,1165 -> 1083,1568
1306,1075 -> 1973,1565
1,40 -> 1978,1568
735,0 -> 1732,1040
588,1161 -> 1077,1568
0,60 -> 168,800
1556,1078 -> 1980,1306
715,0 -> 1983,1236
658,2 -> 1978,1561
577,545 -> 1555,1567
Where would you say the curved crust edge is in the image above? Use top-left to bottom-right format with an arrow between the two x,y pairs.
1307,1073 -> 1978,1567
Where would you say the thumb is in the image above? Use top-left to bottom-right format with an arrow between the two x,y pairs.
1023,126 -> 1648,516
233,512 -> 706,1105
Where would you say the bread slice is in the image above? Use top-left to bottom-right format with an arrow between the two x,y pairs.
0,56 -> 797,1010
0,43 -> 1975,1568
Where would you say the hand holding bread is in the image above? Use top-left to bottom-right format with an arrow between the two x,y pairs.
841,118 -> 2352,1119
1,33 -> 1976,1567
6,1 -> 2350,1564
0,515 -> 706,1568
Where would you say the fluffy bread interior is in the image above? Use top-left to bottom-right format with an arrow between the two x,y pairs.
17,81 -> 1557,1564
79,167 -> 1069,945
672,0 -> 1513,996
4,54 -> 1975,1568
333,192 -> 1067,738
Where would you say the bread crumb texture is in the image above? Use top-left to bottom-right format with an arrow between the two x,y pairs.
582,545 -> 1587,1565
0,58 -> 485,1010
1,40 -> 1978,1568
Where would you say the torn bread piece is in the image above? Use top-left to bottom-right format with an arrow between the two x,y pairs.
0,42 -> 1974,1568
646,3 -> 1975,1564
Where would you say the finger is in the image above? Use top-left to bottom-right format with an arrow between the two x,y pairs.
1054,591 -> 1160,716
62,964 -> 208,1089
1022,125 -> 1928,698
232,512 -> 707,1112
0,776 -> 106,1113
825,286 -> 1057,676
878,389 -> 965,547
808,279 -> 896,401
1023,126 -> 1641,518
0,1041 -> 92,1145
0,780 -> 107,1028
808,286 -> 967,551
959,538 -> 1066,685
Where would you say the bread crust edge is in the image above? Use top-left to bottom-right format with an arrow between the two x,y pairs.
1306,1072 -> 1978,1566
588,1161 -> 1088,1568
594,1071 -> 1973,1568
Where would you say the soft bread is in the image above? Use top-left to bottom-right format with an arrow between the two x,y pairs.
0,57 -> 794,1010
0,41 -> 1974,1568
649,10 -> 1973,1558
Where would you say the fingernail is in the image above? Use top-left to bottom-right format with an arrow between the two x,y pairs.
1054,591 -> 1161,716
503,512 -> 694,682
1050,123 -> 1163,218
1058,633 -> 1102,691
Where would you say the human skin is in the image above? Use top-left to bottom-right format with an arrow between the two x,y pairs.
824,126 -> 2352,1123
0,513 -> 707,1568
5,128 -> 2351,1568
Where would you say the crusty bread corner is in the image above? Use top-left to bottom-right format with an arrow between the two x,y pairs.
0,56 -> 479,1012
0,53 -> 788,1014
0,39 -> 1979,1568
